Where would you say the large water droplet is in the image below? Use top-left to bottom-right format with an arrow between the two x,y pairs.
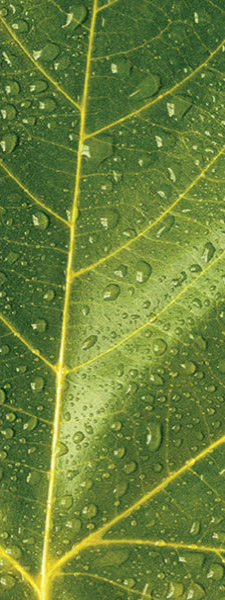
73,431 -> 84,444
167,582 -> 184,599
0,574 -> 16,589
56,441 -> 68,457
30,376 -> 44,393
30,80 -> 48,93
180,361 -> 196,375
152,338 -> 167,355
81,134 -> 113,167
185,583 -> 205,600
166,95 -> 192,119
39,98 -> 57,113
82,335 -> 97,350
23,416 -> 38,431
32,211 -> 49,230
99,208 -> 119,230
130,73 -> 160,100
31,319 -> 47,333
103,283 -> 120,301
41,43 -> 60,61
62,4 -> 87,31
146,420 -> 162,451
1,104 -> 17,120
59,495 -> 73,509
135,260 -> 152,283
207,563 -> 224,580
82,503 -> 97,518
156,215 -> 175,238
0,133 -> 18,154
202,242 -> 215,263
12,19 -> 29,33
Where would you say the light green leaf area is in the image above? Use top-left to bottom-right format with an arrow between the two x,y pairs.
0,0 -> 225,598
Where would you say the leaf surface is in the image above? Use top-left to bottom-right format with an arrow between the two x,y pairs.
0,1 -> 225,599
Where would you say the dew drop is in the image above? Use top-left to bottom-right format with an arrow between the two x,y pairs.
6,251 -> 19,264
39,98 -> 57,113
5,80 -> 20,96
167,582 -> 184,599
0,389 -> 6,405
59,495 -> 73,509
156,215 -> 175,238
114,447 -> 125,458
152,338 -> 167,355
44,289 -> 55,301
1,104 -> 17,120
207,563 -> 224,580
26,471 -> 40,485
185,583 -> 205,600
146,420 -> 162,451
30,80 -> 48,93
103,283 -> 120,301
32,211 -> 49,230
41,43 -> 60,61
99,208 -> 119,230
123,461 -> 137,474
0,272 -> 7,286
56,441 -> 68,457
0,133 -> 18,154
82,503 -> 97,518
2,427 -> 14,439
30,376 -> 44,393
31,319 -> 47,333
66,518 -> 81,533
82,335 -> 97,350
135,260 -> 152,283
190,521 -> 201,535
180,361 -> 197,375
23,416 -> 38,431
115,481 -> 128,497
12,19 -> 29,33
114,264 -> 127,278
6,545 -> 22,560
73,431 -> 84,444
0,575 -> 16,589
111,421 -> 122,431
130,73 -> 160,99
95,548 -> 129,567
202,242 -> 215,263
62,4 -> 87,30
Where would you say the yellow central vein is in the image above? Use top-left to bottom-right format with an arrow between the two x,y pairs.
0,313 -> 56,372
72,145 -> 225,279
84,36 -> 225,139
52,429 -> 225,574
0,162 -> 70,227
0,16 -> 80,110
40,2 -> 98,598
0,546 -> 41,599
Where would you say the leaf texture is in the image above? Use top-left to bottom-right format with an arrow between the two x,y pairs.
0,1 -> 225,599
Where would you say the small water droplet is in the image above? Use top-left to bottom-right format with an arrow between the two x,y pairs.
32,211 -> 49,230
30,80 -> 48,93
31,318 -> 47,333
111,421 -> 122,431
152,338 -> 167,355
156,215 -> 175,238
202,242 -> 215,263
23,416 -> 38,431
114,447 -> 125,458
123,461 -> 137,474
103,283 -> 120,301
0,574 -> 16,589
115,481 -> 128,497
180,361 -> 196,375
146,420 -> 162,451
1,104 -> 17,120
82,503 -> 97,518
39,97 -> 57,112
56,441 -> 68,457
30,376 -> 44,393
59,495 -> 73,509
66,518 -> 81,533
2,427 -> 14,439
12,19 -> 29,33
114,264 -> 127,278
207,563 -> 224,580
190,520 -> 201,535
73,431 -> 84,444
5,80 -> 20,96
167,582 -> 184,599
99,208 -> 119,230
82,335 -> 97,350
0,389 -> 6,405
26,471 -> 40,485
0,133 -> 18,154
135,260 -> 152,283
44,289 -> 55,301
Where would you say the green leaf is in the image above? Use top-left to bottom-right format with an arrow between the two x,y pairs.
0,1 -> 225,599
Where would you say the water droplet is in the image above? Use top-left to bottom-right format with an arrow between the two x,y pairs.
32,211 -> 49,230
1,104 -> 17,120
39,97 -> 57,112
152,338 -> 167,355
111,421 -> 122,431
130,73 -> 160,99
6,251 -> 19,264
166,95 -> 192,119
30,376 -> 44,393
0,389 -> 6,405
189,264 -> 202,274
135,260 -> 152,283
82,503 -> 97,518
115,481 -> 128,496
59,495 -> 73,509
156,215 -> 175,238
190,521 -> 201,535
12,19 -> 29,33
146,420 -> 162,451
124,578 -> 136,588
23,416 -> 38,431
103,283 -> 120,301
0,133 -> 18,154
30,80 -> 48,93
167,582 -> 184,599
66,518 -> 81,533
44,289 -> 55,301
82,134 -> 113,167
62,4 -> 87,30
110,57 -> 132,77
218,359 -> 225,374
31,319 -> 47,333
202,242 -> 215,263
56,441 -> 68,457
185,583 -> 205,600
114,447 -> 125,458
22,117 -> 37,127
123,461 -> 137,474
0,574 -> 16,589
179,552 -> 204,570
114,264 -> 127,278
82,335 -> 97,350
0,272 -> 7,286
41,43 -> 60,61
5,80 -> 20,96
73,431 -> 84,444
54,55 -> 71,71
180,361 -> 197,375
0,451 -> 7,462
207,563 -> 224,580
26,471 -> 40,485
99,208 -> 119,230
2,428 -> 14,439
6,545 -> 22,559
